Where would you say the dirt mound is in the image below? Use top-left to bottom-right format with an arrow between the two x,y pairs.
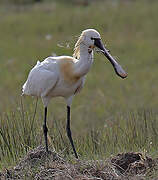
111,152 -> 156,176
0,147 -> 157,180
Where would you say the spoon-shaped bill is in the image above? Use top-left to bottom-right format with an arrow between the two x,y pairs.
94,38 -> 127,79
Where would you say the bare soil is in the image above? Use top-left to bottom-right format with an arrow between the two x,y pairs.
0,146 -> 157,180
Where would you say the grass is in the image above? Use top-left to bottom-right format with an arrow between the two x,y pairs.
0,0 -> 158,173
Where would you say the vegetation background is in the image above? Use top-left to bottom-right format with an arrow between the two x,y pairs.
0,0 -> 158,173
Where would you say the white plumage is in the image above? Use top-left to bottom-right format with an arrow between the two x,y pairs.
22,29 -> 127,158
22,56 -> 86,107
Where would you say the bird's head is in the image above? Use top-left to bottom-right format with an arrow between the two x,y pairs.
73,29 -> 127,78
81,29 -> 101,49
74,29 -> 127,79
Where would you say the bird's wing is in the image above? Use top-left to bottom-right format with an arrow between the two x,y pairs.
39,69 -> 59,97
22,63 -> 59,97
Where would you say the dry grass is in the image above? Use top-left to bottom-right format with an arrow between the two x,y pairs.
0,146 -> 157,179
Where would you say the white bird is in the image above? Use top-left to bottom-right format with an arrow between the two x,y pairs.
22,29 -> 127,158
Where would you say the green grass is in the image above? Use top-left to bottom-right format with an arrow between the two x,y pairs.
0,0 -> 158,170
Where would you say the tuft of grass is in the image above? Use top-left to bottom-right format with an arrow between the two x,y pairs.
1,103 -> 158,168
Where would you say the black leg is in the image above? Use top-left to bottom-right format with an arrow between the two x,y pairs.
66,106 -> 78,159
43,107 -> 48,152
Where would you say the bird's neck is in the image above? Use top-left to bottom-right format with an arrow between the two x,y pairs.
74,43 -> 94,77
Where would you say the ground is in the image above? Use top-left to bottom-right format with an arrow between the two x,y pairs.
0,146 -> 157,180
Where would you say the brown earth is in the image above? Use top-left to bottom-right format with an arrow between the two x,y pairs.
0,146 -> 158,180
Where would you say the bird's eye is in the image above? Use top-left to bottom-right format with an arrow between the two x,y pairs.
91,37 -> 94,40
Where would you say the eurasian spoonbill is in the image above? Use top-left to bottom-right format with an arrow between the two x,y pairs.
22,29 -> 127,158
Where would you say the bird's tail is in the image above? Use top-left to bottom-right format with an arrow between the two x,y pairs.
22,60 -> 41,96
21,82 -> 27,96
